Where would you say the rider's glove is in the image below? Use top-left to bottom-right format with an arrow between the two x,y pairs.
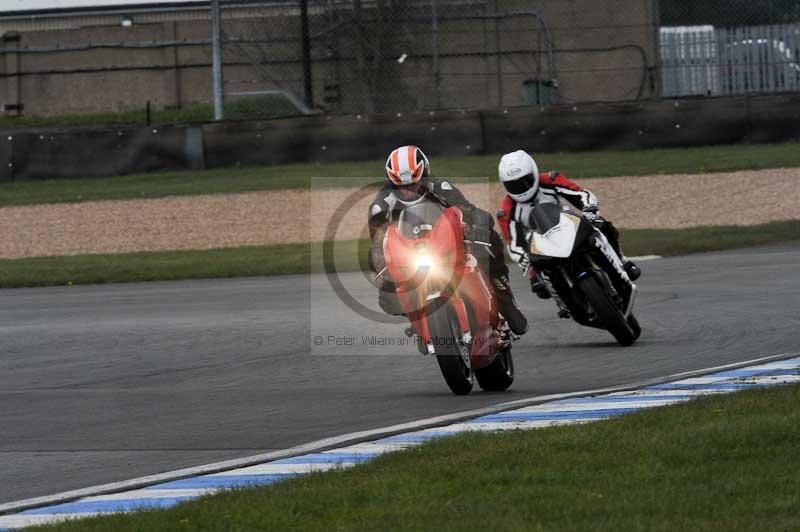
582,205 -> 599,224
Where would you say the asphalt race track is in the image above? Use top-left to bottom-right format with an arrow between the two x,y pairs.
1,242 -> 798,504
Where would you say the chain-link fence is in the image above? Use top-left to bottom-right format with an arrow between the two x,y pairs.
1,0 -> 799,121
660,0 -> 800,97
216,0 -> 660,118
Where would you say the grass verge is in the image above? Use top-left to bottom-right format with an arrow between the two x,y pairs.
2,141 -> 800,207
32,382 -> 800,531
1,221 -> 798,289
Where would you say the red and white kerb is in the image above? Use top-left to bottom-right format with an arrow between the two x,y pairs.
386,145 -> 426,186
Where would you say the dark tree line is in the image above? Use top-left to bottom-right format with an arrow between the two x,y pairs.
660,0 -> 800,27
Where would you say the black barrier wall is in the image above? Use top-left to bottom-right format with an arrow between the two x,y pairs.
1,94 -> 799,182
0,126 -> 201,182
201,110 -> 484,169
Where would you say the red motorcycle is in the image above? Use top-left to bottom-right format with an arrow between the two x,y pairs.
381,198 -> 515,395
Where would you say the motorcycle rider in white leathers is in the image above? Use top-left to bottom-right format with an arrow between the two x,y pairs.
496,150 -> 641,299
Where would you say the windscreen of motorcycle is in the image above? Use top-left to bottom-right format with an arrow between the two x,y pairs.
529,201 -> 562,234
529,202 -> 581,258
397,198 -> 444,240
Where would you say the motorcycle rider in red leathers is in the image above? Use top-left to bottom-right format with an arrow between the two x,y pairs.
496,150 -> 641,300
368,145 -> 529,336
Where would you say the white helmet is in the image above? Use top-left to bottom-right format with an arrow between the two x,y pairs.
498,150 -> 539,202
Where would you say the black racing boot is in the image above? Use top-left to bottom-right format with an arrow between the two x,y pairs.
493,274 -> 529,335
531,277 -> 552,299
526,265 -> 551,299
623,260 -> 641,281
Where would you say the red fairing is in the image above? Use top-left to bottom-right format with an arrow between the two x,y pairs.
384,207 -> 468,346
382,206 -> 503,370
498,195 -> 514,242
540,171 -> 584,191
383,207 -> 464,286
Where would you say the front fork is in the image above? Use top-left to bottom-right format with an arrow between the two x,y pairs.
538,257 -> 616,322
450,295 -> 472,344
590,231 -> 637,317
538,270 -> 572,319
414,282 -> 472,355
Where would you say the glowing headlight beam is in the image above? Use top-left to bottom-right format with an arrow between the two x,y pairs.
414,254 -> 435,272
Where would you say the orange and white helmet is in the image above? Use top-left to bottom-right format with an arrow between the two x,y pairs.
385,145 -> 430,187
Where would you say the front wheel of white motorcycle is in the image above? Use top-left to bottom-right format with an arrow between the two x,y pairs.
627,313 -> 642,342
580,275 -> 637,346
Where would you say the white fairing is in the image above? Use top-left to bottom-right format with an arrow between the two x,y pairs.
531,214 -> 579,258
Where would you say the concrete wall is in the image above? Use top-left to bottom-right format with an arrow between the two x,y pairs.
0,1 -> 659,117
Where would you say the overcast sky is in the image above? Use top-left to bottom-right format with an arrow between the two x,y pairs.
0,0 -> 198,12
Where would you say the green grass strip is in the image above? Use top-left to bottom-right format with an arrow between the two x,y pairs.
621,220 -> 800,257
32,382 -> 800,531
2,140 -> 800,207
1,221 -> 798,289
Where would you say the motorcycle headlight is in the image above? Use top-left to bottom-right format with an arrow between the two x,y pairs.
415,253 -> 436,273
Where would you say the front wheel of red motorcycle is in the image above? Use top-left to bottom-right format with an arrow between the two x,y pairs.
428,303 -> 473,396
475,345 -> 514,392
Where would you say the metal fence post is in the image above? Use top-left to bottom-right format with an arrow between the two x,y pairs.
651,0 -> 662,97
431,0 -> 441,109
493,0 -> 504,108
211,0 -> 224,121
300,0 -> 314,109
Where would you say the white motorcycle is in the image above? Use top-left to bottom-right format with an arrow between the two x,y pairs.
503,191 -> 641,346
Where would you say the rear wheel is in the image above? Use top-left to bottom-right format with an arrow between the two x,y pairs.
428,304 -> 473,395
580,276 -> 637,346
475,345 -> 514,391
